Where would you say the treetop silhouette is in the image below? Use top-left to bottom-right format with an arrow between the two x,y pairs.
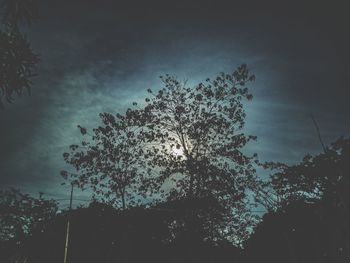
0,0 -> 39,109
62,64 -> 262,245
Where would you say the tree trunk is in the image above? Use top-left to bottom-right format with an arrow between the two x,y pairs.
121,193 -> 126,210
189,174 -> 194,197
118,187 -> 126,210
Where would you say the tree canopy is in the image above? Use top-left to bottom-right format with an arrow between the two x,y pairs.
247,137 -> 350,262
0,0 -> 39,109
62,111 -> 149,209
269,136 -> 350,208
0,188 -> 57,242
62,64 -> 262,245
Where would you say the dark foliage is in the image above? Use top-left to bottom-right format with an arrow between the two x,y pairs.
270,137 -> 350,207
0,0 -> 39,109
3,136 -> 350,262
245,200 -> 350,263
0,189 -> 58,262
62,65 -> 262,245
245,137 -> 350,263
1,201 -> 243,263
62,111 -> 150,209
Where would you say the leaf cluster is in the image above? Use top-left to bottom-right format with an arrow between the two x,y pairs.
0,0 -> 39,109
0,188 -> 58,242
269,137 -> 350,208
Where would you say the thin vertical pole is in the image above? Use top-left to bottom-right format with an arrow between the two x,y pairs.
63,183 -> 74,263
310,115 -> 327,153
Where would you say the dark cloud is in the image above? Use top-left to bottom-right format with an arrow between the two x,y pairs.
0,0 -> 349,200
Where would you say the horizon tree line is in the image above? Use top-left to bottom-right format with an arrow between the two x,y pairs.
1,64 -> 349,262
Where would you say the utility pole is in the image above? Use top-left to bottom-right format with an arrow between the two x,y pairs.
63,183 -> 74,263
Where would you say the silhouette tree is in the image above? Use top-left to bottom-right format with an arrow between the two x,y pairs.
62,111 -> 150,209
269,136 -> 350,208
1,200 -> 244,263
137,65 -> 261,244
0,188 -> 57,262
0,188 -> 58,241
245,200 -> 339,263
62,65 -> 262,244
254,137 -> 350,262
0,0 -> 39,109
140,65 -> 257,197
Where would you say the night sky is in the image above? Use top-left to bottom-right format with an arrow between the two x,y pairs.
0,1 -> 349,204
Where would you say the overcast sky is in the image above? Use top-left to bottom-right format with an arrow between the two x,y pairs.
0,1 -> 349,204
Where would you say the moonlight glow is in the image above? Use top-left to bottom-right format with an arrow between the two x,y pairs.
171,146 -> 184,156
